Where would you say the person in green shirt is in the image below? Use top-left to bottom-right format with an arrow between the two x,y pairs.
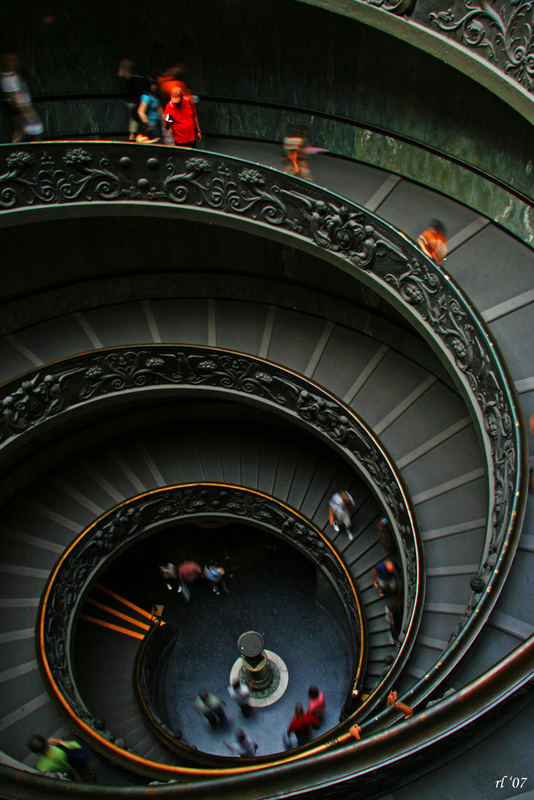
28,734 -> 95,781
27,735 -> 74,777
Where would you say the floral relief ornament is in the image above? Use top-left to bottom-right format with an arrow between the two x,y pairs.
429,0 -> 534,91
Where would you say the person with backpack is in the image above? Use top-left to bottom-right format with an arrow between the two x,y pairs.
49,737 -> 95,781
163,85 -> 201,147
373,555 -> 403,641
372,555 -> 401,597
28,734 -> 95,781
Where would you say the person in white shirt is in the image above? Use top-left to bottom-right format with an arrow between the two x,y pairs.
1,53 -> 43,142
328,490 -> 356,541
228,678 -> 251,717
224,728 -> 258,757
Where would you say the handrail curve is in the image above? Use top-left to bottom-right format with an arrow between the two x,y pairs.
7,344 -> 421,715
1,343 -> 421,641
40,483 -> 367,773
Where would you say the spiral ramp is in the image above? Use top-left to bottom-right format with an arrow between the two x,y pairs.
0,140 -> 531,799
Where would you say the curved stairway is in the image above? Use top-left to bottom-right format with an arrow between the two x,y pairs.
0,417 -> 385,764
203,137 -> 534,690
0,299 -> 486,770
0,141 -> 531,794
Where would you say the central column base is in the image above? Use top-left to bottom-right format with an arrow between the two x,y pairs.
242,651 -> 272,689
229,650 -> 289,708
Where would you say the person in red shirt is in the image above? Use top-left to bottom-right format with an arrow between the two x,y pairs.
287,703 -> 319,745
163,86 -> 201,147
177,560 -> 201,601
307,685 -> 325,721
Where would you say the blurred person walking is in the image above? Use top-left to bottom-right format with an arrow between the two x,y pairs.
177,560 -> 201,601
117,56 -> 144,141
157,63 -> 195,102
1,53 -> 43,142
307,685 -> 325,721
27,734 -> 95,780
417,219 -> 448,267
228,677 -> 251,717
283,124 -> 310,179
28,734 -> 73,778
328,490 -> 355,541
203,564 -> 228,595
47,737 -> 95,782
194,689 -> 227,727
137,77 -> 163,141
159,562 -> 179,591
287,703 -> 319,746
373,555 -> 403,642
224,728 -> 258,757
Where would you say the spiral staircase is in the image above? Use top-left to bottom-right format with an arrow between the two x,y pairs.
0,135 -> 529,799
0,2 -> 533,798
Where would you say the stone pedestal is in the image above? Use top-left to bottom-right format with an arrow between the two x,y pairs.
238,631 -> 272,690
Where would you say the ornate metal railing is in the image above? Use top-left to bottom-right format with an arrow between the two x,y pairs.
39,483 -> 367,773
12,633 -> 534,796
134,620 -> 182,751
3,343 -> 421,650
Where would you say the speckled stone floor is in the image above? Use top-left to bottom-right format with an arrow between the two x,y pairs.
151,526 -> 353,758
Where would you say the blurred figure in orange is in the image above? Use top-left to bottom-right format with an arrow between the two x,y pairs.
283,124 -> 311,179
1,53 -> 43,142
157,63 -> 192,101
417,219 -> 448,266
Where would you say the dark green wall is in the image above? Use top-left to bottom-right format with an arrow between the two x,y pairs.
1,0 -> 532,243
